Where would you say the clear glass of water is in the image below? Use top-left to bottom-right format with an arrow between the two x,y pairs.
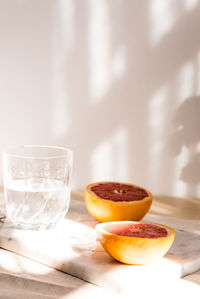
3,145 -> 73,230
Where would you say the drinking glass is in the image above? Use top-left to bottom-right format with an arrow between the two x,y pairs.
3,145 -> 73,230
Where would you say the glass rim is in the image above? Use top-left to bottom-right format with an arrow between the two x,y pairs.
3,145 -> 73,160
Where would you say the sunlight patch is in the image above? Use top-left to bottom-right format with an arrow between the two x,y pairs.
177,61 -> 194,106
173,146 -> 189,197
150,0 -> 177,46
149,85 -> 168,128
91,127 -> 128,181
112,46 -> 127,80
183,0 -> 199,11
148,85 -> 169,189
89,0 -> 111,103
51,0 -> 75,138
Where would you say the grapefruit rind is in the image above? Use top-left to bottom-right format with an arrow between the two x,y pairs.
95,221 -> 175,265
85,182 -> 153,222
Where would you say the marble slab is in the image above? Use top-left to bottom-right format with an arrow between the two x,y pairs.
0,248 -> 127,299
0,197 -> 200,297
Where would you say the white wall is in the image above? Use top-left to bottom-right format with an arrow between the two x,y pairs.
0,0 -> 200,198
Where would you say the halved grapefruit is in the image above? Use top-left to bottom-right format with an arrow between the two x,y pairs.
96,221 -> 175,264
85,182 -> 152,222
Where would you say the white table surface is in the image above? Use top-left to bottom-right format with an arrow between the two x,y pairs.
0,190 -> 199,299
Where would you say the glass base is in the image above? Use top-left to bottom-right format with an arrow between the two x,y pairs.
6,207 -> 69,231
8,217 -> 64,231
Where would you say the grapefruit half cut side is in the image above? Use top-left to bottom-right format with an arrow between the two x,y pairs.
96,221 -> 175,264
85,182 -> 153,222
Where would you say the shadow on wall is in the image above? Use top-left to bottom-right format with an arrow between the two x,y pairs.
167,96 -> 200,192
51,0 -> 200,198
51,0 -> 200,197
1,1 -> 198,197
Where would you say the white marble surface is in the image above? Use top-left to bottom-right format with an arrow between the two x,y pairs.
0,247 -> 200,299
0,248 -> 128,299
0,197 -> 200,297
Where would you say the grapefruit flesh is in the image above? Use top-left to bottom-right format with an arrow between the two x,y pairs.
85,182 -> 152,222
96,221 -> 175,264
90,182 -> 148,202
105,223 -> 168,238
